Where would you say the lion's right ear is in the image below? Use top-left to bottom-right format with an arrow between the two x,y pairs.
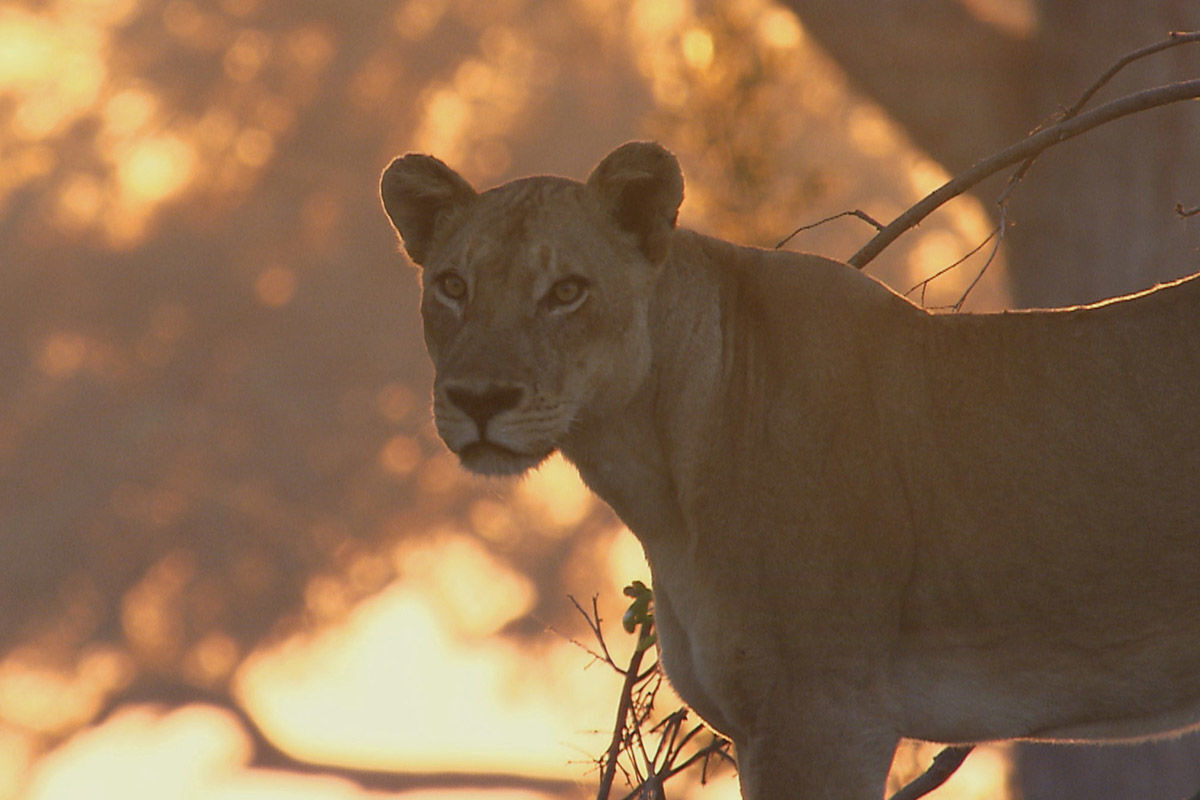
380,154 -> 477,266
587,142 -> 683,264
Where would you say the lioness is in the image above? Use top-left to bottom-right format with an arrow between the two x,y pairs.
380,142 -> 1200,799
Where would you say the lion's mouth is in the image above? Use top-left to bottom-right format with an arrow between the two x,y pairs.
457,439 -> 552,476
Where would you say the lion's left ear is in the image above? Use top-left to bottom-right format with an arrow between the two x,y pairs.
380,154 -> 477,266
587,142 -> 683,264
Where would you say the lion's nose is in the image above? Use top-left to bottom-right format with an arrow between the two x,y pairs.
444,383 -> 524,433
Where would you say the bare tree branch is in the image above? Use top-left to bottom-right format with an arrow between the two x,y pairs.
587,585 -> 732,800
848,77 -> 1200,270
98,679 -> 575,795
888,745 -> 975,800
596,611 -> 654,799
993,30 -> 1200,218
884,30 -> 1200,306
564,594 -> 627,674
1068,30 -> 1200,119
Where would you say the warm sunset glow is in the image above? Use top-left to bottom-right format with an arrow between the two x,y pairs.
681,27 -> 715,71
0,727 -> 34,799
238,581 -> 603,776
231,531 -> 743,797
631,0 -> 687,39
908,231 -> 964,281
0,7 -> 108,139
756,7 -> 803,49
36,332 -> 91,379
234,128 -> 275,167
223,29 -> 272,83
908,156 -> 953,197
0,0 -> 325,245
55,174 -> 104,229
103,89 -> 158,138
19,701 -> 582,799
515,453 -> 594,531
121,552 -> 196,665
959,0 -> 1038,39
375,383 -> 416,423
23,705 -> 251,799
848,105 -> 901,159
116,134 -> 198,203
254,266 -> 298,308
378,433 -> 422,477
392,532 -> 537,637
393,0 -> 447,42
0,13 -> 57,84
417,88 -> 470,155
0,647 -> 132,737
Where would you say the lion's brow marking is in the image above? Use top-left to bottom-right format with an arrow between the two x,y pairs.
473,181 -> 578,283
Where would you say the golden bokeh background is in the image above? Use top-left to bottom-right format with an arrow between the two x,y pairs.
0,0 -> 1012,797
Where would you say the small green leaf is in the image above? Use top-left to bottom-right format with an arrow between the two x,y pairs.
622,605 -> 638,633
621,581 -> 654,634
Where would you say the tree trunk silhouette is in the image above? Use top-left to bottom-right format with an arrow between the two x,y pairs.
778,1 -> 1200,797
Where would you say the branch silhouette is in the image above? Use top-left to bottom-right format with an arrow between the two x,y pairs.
587,584 -> 733,800
849,76 -> 1200,270
98,679 -> 576,795
888,746 -> 975,800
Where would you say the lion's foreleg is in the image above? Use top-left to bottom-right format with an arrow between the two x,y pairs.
734,695 -> 898,800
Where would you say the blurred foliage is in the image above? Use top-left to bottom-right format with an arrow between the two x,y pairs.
0,0 -> 638,718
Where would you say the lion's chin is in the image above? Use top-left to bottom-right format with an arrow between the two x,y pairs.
457,441 -> 552,477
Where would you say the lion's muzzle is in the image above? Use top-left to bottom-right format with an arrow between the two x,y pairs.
436,380 -> 552,476
444,382 -> 525,433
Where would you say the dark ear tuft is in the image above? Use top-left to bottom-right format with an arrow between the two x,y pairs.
380,154 -> 477,265
586,142 -> 683,263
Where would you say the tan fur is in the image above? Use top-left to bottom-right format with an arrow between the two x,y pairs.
381,142 -> 1200,799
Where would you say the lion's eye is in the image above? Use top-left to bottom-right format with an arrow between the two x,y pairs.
434,272 -> 468,303
546,277 -> 588,309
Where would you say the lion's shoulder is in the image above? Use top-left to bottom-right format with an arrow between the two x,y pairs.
661,229 -> 926,363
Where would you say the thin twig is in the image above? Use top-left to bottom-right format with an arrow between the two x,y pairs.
669,736 -> 732,781
849,78 -> 1200,270
1068,30 -> 1200,118
775,210 -> 885,249
699,733 -> 737,781
1177,202 -> 1200,218
659,724 -> 701,780
888,745 -> 975,800
597,618 -> 654,800
565,595 -> 630,675
949,205 -> 1008,311
617,733 -> 733,800
905,226 -> 999,303
649,711 -> 684,770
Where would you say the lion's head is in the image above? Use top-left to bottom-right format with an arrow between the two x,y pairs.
380,142 -> 684,476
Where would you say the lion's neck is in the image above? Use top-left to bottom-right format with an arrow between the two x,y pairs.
562,397 -> 685,540
560,231 -> 731,545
